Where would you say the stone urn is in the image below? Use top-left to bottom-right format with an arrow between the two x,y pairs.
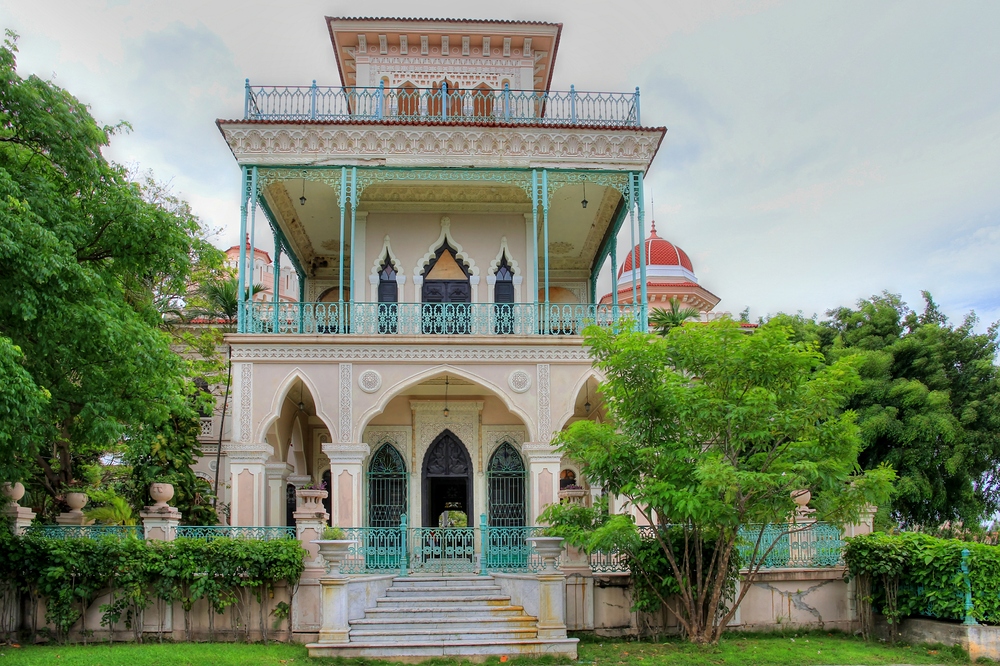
791,489 -> 816,521
65,491 -> 89,516
150,483 -> 175,508
527,536 -> 565,573
558,487 -> 587,504
296,488 -> 328,510
2,482 -> 25,506
311,539 -> 356,576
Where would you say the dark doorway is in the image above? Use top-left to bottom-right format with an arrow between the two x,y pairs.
285,483 -> 297,528
421,430 -> 473,527
421,242 -> 471,334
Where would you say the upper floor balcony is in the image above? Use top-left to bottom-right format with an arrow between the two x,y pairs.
244,81 -> 641,128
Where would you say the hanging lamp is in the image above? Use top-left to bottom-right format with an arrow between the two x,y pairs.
581,181 -> 588,209
299,178 -> 307,206
443,375 -> 450,418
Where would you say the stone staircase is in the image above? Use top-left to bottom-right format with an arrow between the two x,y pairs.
307,574 -> 578,660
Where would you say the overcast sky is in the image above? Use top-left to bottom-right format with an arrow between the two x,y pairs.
4,0 -> 998,327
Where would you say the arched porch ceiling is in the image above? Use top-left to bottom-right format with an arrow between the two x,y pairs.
261,174 -> 621,280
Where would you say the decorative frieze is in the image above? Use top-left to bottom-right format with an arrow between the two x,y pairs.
219,124 -> 663,170
537,363 -> 551,443
230,345 -> 591,362
339,363 -> 353,442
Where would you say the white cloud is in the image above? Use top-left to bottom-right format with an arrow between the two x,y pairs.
4,0 -> 998,329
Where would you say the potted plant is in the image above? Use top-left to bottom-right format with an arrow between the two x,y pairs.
311,525 -> 356,576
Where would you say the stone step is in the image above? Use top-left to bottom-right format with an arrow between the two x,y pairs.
363,604 -> 526,617
349,627 -> 539,642
390,576 -> 497,588
350,616 -> 538,632
375,594 -> 510,606
307,638 -> 580,660
386,585 -> 502,596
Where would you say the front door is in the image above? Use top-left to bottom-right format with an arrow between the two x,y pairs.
421,243 -> 471,334
417,430 -> 475,572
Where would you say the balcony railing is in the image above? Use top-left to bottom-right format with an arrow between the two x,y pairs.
242,301 -> 642,336
244,81 -> 641,127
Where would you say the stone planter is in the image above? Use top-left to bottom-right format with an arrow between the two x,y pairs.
150,482 -> 175,508
65,491 -> 89,515
311,539 -> 356,576
528,536 -> 565,572
558,487 -> 587,504
2,482 -> 25,506
297,488 -> 328,510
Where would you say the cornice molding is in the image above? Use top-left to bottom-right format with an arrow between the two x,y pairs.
219,123 -> 662,170
229,344 -> 591,362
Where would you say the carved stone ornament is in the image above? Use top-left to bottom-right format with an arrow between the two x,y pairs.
358,369 -> 382,393
231,345 -> 591,362
219,124 -> 664,170
508,370 -> 531,394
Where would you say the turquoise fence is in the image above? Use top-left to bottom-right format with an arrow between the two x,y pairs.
174,526 -> 296,541
341,526 -> 405,575
244,301 -> 642,336
245,82 -> 641,127
28,525 -> 142,540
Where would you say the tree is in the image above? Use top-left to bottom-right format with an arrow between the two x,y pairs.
188,276 -> 263,332
0,32 -> 218,517
541,320 -> 893,643
825,292 -> 1000,527
649,296 -> 701,335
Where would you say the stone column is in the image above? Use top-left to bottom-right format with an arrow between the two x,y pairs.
225,443 -> 273,526
141,506 -> 181,542
322,442 -> 370,528
317,577 -> 351,644
266,462 -> 293,526
522,442 -> 561,524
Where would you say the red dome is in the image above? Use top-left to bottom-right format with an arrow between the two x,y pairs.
618,221 -> 693,277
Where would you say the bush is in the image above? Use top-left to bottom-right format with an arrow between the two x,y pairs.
845,531 -> 1000,632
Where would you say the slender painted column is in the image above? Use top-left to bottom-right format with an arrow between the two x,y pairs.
629,173 -> 638,307
349,167 -> 357,312
531,170 -> 539,315
542,169 -> 550,331
272,229 -> 281,332
338,167 -> 346,331
637,175 -> 648,329
236,166 -> 249,333
610,234 -> 618,307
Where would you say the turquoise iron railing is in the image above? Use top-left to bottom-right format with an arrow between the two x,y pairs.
481,525 -> 552,573
586,523 -> 845,575
175,526 -> 296,541
341,526 -> 405,575
28,525 -> 142,540
245,81 -> 640,127
244,301 -> 642,336
410,526 -> 477,573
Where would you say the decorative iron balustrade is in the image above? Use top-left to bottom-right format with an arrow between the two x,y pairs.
245,81 -> 641,128
410,526 -> 478,573
341,526 -> 406,575
586,523 -> 845,575
244,301 -> 642,336
481,525 -> 553,573
175,526 -> 296,541
28,525 -> 142,540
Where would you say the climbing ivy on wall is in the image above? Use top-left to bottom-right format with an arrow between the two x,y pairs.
0,529 -> 305,643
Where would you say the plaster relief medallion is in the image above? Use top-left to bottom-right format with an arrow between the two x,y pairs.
358,370 -> 382,393
509,370 -> 532,394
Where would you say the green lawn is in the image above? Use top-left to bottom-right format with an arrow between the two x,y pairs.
0,632 -> 971,666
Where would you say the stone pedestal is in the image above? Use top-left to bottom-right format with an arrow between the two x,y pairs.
322,442 -> 369,528
317,577 -> 351,644
141,505 -> 182,541
536,572 -> 569,639
292,502 -> 330,634
5,505 -> 36,535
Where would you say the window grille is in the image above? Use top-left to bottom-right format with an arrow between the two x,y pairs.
487,442 -> 526,527
367,443 -> 408,527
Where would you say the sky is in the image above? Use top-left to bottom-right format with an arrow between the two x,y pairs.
3,0 -> 999,327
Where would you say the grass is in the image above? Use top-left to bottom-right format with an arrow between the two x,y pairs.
0,631 -> 970,666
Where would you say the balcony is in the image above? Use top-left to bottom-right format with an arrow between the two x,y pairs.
244,82 -> 641,128
242,301 -> 643,336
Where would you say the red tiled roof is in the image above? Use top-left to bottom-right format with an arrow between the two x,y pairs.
217,118 -> 666,133
618,221 -> 694,277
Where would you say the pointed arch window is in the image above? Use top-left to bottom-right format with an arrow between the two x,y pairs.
486,442 -> 526,527
367,443 -> 408,527
494,255 -> 515,334
377,253 -> 398,334
421,241 -> 471,334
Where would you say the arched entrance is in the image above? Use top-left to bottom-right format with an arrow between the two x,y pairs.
421,429 -> 473,527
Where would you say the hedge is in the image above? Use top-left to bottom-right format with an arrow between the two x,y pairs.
0,528 -> 306,643
844,531 -> 1000,635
